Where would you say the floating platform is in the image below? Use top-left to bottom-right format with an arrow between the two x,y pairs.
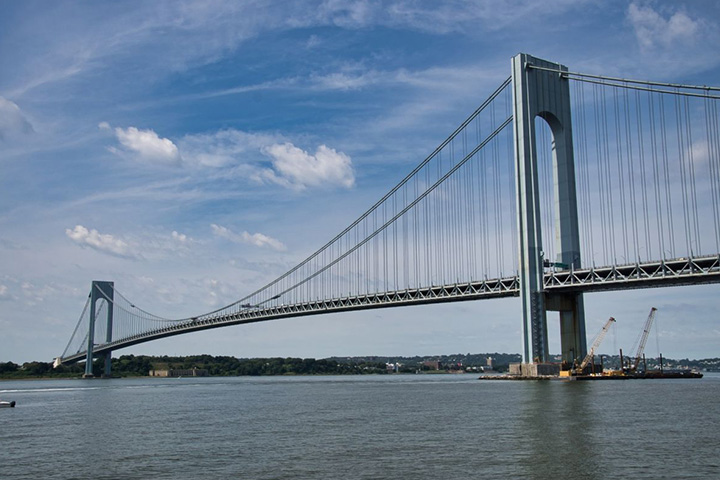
478,370 -> 703,381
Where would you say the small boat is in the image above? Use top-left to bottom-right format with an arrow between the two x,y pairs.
0,400 -> 16,408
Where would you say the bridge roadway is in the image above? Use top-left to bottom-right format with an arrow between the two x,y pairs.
60,254 -> 720,365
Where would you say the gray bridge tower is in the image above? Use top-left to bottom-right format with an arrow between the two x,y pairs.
512,53 -> 587,365
83,280 -> 114,378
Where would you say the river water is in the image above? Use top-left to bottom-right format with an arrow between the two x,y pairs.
1,373 -> 718,479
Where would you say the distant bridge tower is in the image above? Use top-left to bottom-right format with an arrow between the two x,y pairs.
83,281 -> 114,378
512,53 -> 586,365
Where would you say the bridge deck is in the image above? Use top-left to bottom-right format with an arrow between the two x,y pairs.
60,255 -> 719,365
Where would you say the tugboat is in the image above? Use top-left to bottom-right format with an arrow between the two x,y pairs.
0,400 -> 16,408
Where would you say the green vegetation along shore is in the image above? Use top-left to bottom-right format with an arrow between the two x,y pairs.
1,353 -> 717,379
1,353 -> 521,379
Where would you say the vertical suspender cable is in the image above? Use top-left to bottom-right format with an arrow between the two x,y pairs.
601,85 -> 617,263
623,86 -> 640,260
684,96 -> 702,254
593,84 -> 608,262
648,91 -> 665,259
675,92 -> 692,255
706,96 -> 720,252
613,87 -> 629,261
659,95 -> 676,256
574,81 -> 593,263
636,89 -> 652,260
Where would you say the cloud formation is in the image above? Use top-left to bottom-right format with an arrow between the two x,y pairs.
104,124 -> 354,190
262,143 -> 354,190
107,124 -> 180,165
211,224 -> 286,251
65,225 -> 132,257
627,2 -> 701,50
0,97 -> 33,141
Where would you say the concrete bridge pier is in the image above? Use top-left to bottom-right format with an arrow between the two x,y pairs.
512,53 -> 587,368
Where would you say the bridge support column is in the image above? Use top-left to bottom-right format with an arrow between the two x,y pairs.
84,281 -> 114,378
512,53 -> 586,365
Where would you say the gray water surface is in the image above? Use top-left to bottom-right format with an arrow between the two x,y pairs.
1,374 -> 718,479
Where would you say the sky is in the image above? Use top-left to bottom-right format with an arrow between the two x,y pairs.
1,1 -> 720,364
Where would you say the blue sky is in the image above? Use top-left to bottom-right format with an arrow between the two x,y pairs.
2,1 -> 720,363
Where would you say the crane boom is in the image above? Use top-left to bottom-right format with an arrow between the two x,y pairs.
578,317 -> 616,371
632,307 -> 657,371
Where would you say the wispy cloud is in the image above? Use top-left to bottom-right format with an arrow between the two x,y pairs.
0,97 -> 34,142
625,2 -> 720,74
211,224 -> 286,251
628,2 -> 700,50
315,0 -> 584,34
178,129 -> 281,168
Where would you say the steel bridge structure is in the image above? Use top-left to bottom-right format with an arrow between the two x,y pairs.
57,54 -> 720,377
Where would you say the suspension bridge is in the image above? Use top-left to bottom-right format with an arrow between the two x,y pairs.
56,53 -> 720,377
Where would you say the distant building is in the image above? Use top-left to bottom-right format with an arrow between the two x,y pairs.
386,363 -> 401,372
149,367 -> 208,377
483,356 -> 495,372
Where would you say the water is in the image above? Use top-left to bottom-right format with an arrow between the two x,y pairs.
1,374 -> 719,479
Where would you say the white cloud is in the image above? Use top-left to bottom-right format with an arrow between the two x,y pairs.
241,231 -> 287,251
172,231 -> 188,243
0,96 -> 33,141
104,125 -> 353,192
110,125 -> 180,165
262,143 -> 354,189
65,225 -> 132,257
211,224 -> 286,251
64,225 -> 196,260
628,3 -> 701,50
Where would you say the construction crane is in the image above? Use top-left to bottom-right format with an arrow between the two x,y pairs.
577,317 -> 616,373
630,307 -> 657,372
561,317 -> 616,376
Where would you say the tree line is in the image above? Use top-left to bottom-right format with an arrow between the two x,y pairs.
4,353 -> 713,379
0,355 -> 390,378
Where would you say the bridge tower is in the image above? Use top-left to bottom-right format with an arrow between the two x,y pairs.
83,281 -> 114,378
512,53 -> 586,366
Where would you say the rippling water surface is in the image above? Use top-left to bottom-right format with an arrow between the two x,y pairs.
1,373 -> 718,479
